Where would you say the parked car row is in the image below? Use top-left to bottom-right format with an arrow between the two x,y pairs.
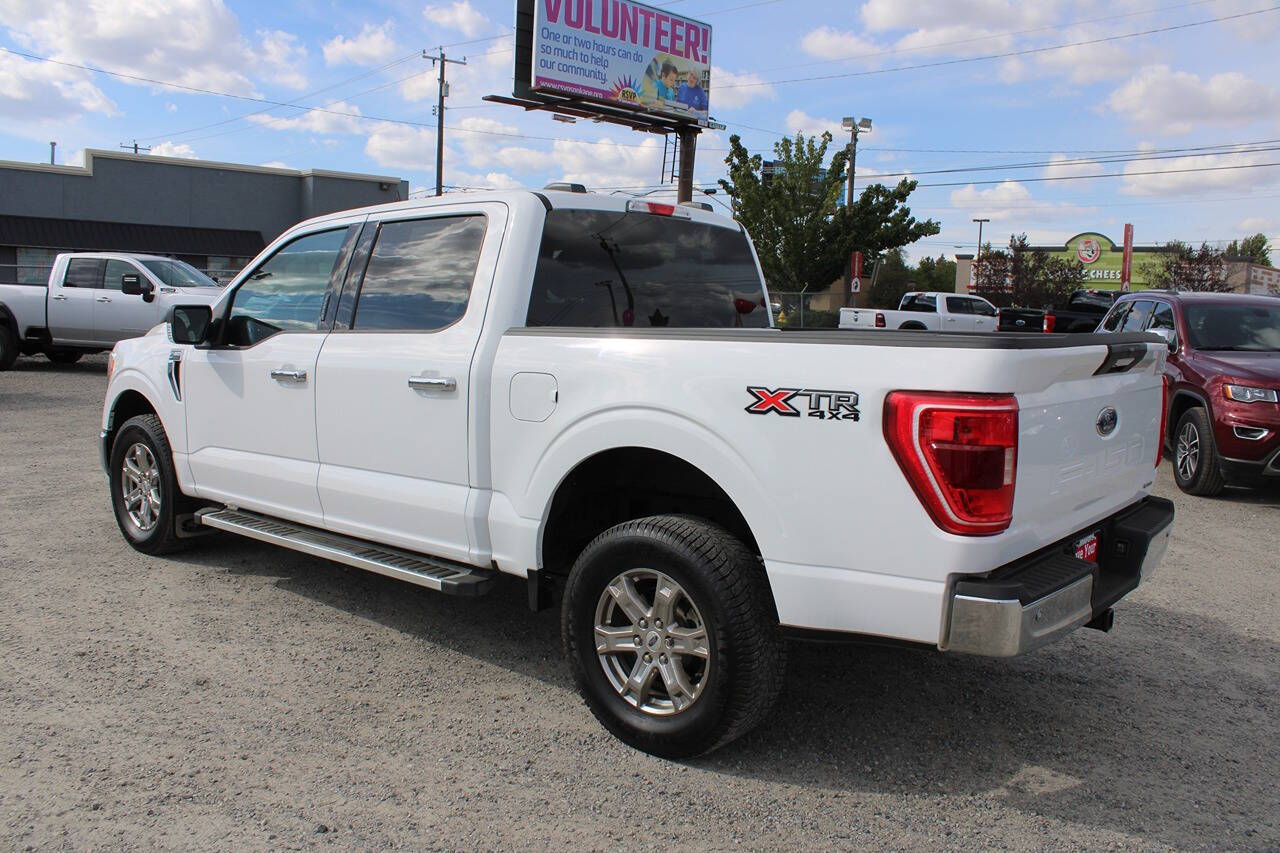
0,253 -> 222,369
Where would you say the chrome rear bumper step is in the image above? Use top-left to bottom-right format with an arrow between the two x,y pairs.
197,508 -> 496,596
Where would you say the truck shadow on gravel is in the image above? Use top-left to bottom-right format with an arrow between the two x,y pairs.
171,541 -> 1278,849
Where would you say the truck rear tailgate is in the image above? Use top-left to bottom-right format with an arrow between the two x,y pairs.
1010,342 -> 1164,549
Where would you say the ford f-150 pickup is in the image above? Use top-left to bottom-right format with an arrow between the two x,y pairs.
0,253 -> 221,369
99,189 -> 1175,757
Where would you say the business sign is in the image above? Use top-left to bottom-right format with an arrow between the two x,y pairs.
532,0 -> 712,125
851,251 -> 863,293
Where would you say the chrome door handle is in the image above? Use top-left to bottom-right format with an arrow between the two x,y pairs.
97,295 -> 112,303
51,294 -> 67,301
270,368 -> 308,383
408,376 -> 456,392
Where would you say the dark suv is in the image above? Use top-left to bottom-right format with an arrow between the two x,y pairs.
1099,291 -> 1280,495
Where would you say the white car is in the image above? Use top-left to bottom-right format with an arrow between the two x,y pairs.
99,189 -> 1174,757
840,291 -> 999,331
0,253 -> 221,368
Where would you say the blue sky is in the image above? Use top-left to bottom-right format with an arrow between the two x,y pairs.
3,0 -> 1280,261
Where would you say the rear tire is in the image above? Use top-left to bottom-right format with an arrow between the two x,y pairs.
109,414 -> 188,555
46,349 -> 82,364
562,515 -> 786,758
0,323 -> 18,371
1172,407 -> 1226,496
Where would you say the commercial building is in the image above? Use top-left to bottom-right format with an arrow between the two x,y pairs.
955,230 -> 1280,296
0,149 -> 408,284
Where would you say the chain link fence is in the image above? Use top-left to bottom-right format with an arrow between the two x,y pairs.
771,291 -> 843,328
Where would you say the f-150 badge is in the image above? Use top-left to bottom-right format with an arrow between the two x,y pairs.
745,387 -> 861,421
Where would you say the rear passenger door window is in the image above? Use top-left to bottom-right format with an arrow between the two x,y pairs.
63,258 -> 105,288
350,216 -> 486,331
1121,299 -> 1155,332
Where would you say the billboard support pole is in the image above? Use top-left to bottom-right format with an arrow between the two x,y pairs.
677,127 -> 698,203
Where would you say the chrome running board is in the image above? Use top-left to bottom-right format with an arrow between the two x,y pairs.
197,507 -> 496,596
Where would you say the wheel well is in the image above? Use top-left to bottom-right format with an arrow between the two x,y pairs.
899,321 -> 926,330
1168,392 -> 1203,446
107,390 -> 159,447
540,448 -> 760,577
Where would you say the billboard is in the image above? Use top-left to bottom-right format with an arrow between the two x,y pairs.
531,0 -> 712,125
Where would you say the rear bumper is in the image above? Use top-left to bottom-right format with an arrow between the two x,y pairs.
944,496 -> 1174,657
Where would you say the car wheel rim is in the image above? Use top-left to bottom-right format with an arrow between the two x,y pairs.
1175,422 -> 1200,481
593,569 -> 710,717
120,442 -> 161,533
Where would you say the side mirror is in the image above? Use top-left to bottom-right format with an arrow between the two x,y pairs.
170,305 -> 213,345
1150,327 -> 1178,352
122,274 -> 156,302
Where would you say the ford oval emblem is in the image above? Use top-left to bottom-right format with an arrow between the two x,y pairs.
1096,407 -> 1119,437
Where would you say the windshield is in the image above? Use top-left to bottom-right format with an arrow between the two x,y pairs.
526,209 -> 768,328
141,259 -> 220,288
1184,303 -> 1280,351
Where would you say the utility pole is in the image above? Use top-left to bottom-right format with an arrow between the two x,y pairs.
973,218 -> 990,257
120,140 -> 151,155
841,116 -> 872,306
425,48 -> 467,197
49,141 -> 56,165
676,127 -> 697,203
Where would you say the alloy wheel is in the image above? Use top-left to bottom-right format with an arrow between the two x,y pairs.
120,442 -> 162,533
593,569 -> 711,716
1176,421 -> 1200,482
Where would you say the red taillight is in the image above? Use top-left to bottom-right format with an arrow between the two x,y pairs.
1156,375 -> 1169,468
1043,313 -> 1057,333
646,202 -> 676,216
875,312 -> 885,328
884,391 -> 1019,536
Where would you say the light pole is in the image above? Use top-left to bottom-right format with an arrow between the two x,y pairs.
841,116 -> 872,209
842,116 -> 872,306
973,218 -> 990,257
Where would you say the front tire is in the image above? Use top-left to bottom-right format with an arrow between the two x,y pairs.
562,516 -> 786,758
1173,407 -> 1226,496
109,414 -> 188,554
0,323 -> 18,371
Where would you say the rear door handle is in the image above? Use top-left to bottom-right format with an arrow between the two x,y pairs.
51,294 -> 67,301
97,295 -> 112,303
408,376 -> 456,392
270,368 -> 308,384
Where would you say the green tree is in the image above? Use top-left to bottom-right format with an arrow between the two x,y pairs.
718,132 -> 940,294
867,248 -> 913,308
971,235 -> 1085,309
1224,233 -> 1272,266
916,255 -> 957,293
1149,241 -> 1232,292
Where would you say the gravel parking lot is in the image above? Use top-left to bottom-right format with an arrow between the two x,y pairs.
2,354 -> 1278,850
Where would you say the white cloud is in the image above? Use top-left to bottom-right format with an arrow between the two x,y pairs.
1043,154 -> 1105,181
149,141 -> 198,159
364,122 -> 439,171
165,102 -> 178,112
709,66 -> 774,110
799,26 -> 882,61
1033,26 -> 1138,84
258,30 -> 308,90
323,22 -> 397,66
860,0 -> 1053,32
949,180 -> 1095,224
247,101 -> 366,135
449,170 -> 523,190
1107,65 -> 1280,134
0,51 -> 116,123
1237,217 -> 1276,233
550,136 -> 664,190
0,0 -> 260,96
424,1 -> 490,37
1120,151 -> 1280,197
258,160 -> 294,170
784,109 -> 844,139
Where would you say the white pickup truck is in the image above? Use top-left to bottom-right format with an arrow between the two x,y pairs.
0,253 -> 221,369
99,190 -> 1174,757
841,291 -> 999,331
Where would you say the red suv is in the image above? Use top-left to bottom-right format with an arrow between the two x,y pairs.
1099,292 -> 1280,495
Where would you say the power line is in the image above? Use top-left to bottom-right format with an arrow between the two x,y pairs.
715,5 -> 1280,90
918,159 -> 1280,188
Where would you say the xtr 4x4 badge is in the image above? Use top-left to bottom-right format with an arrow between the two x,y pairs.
745,387 -> 861,421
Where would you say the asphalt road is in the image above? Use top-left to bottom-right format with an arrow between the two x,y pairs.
2,354 -> 1278,850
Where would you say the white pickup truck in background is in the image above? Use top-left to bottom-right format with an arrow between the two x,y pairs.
0,253 -> 221,369
841,291 -> 999,331
99,189 -> 1174,758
